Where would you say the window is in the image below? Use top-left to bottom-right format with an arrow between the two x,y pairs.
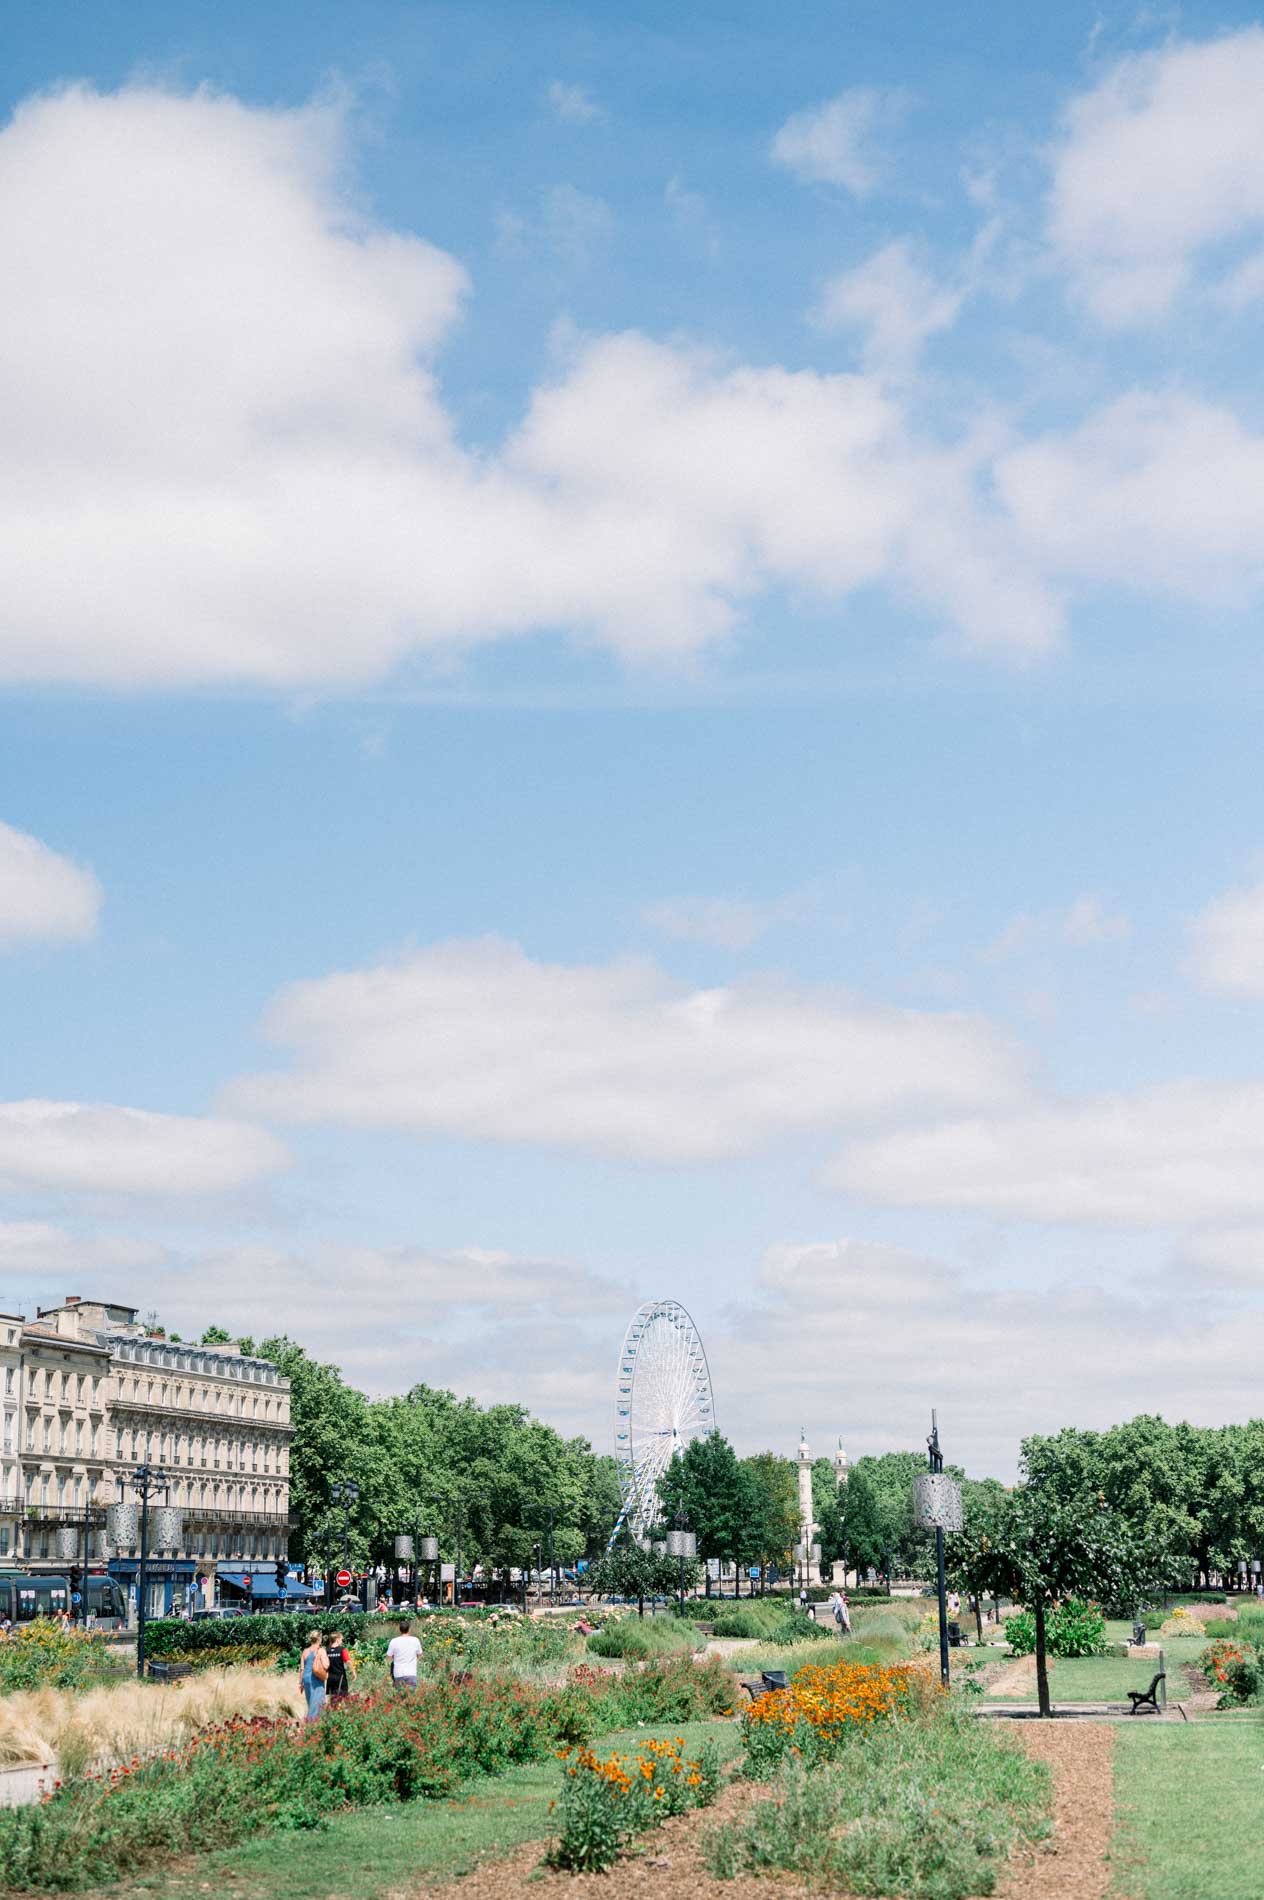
4,1368 -> 12,1395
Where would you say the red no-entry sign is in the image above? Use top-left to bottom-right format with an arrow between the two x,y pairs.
335,1569 -> 352,1589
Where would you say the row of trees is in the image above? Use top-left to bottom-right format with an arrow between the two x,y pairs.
1019,1415 -> 1264,1588
258,1338 -> 622,1581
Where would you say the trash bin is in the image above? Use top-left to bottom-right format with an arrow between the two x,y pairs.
947,1621 -> 962,1647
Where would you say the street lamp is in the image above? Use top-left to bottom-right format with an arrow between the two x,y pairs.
109,1462 -> 182,1680
331,1479 -> 360,1603
666,1509 -> 696,1618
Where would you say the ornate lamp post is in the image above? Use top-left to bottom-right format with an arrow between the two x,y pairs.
331,1479 -> 359,1595
913,1411 -> 963,1690
109,1461 -> 182,1680
666,1509 -> 696,1617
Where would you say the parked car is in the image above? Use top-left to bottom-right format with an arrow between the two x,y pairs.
192,1605 -> 244,1619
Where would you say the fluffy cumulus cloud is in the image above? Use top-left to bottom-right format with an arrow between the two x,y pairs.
229,937 -> 1023,1163
831,1082 -> 1264,1227
770,88 -> 898,195
996,394 -> 1264,604
0,82 -> 1066,687
1049,29 -> 1264,323
714,1239 -> 1264,1473
1189,874 -> 1264,997
812,241 -> 963,371
0,821 -> 101,947
0,1220 -> 165,1276
151,1240 -> 623,1422
0,1101 -> 286,1197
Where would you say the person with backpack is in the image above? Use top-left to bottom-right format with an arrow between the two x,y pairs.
300,1629 -> 328,1720
324,1629 -> 355,1702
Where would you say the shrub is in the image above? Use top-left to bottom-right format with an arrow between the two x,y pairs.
0,1622 -> 124,1694
707,1697 -> 1051,1900
1004,1600 -> 1106,1658
548,1735 -> 720,1872
587,1619 -> 699,1659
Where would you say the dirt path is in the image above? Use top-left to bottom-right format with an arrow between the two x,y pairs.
402,1779 -> 809,1900
996,1722 -> 1116,1900
988,1653 -> 1038,1698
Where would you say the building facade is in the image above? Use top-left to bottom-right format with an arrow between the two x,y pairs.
16,1298 -> 293,1615
0,1311 -> 23,1562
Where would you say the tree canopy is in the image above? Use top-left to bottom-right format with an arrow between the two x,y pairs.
258,1338 -> 622,1580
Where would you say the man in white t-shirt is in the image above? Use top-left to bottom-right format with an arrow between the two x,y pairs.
386,1617 -> 423,1690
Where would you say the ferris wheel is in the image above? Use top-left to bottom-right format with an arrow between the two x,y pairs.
612,1300 -> 714,1543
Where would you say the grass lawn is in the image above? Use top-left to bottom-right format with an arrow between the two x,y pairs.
97,1719 -> 741,1900
987,1654 -> 1192,1703
1111,1716 -> 1264,1898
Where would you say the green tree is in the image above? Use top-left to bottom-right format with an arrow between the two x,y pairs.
658,1432 -> 759,1583
951,1485 -> 1143,1716
812,1457 -> 846,1570
743,1452 -> 799,1585
200,1325 -> 231,1345
585,1542 -> 685,1615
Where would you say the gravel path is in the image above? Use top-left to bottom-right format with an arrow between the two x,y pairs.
996,1722 -> 1116,1900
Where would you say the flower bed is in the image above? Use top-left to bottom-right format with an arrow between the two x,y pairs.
741,1658 -> 923,1777
0,1652 -> 736,1890
0,1621 -> 127,1694
1199,1635 -> 1262,1705
548,1734 -> 721,1872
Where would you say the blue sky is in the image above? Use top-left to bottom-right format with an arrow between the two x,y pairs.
4,2 -> 1264,1474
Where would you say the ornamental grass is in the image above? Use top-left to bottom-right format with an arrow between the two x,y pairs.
0,1669 -> 303,1770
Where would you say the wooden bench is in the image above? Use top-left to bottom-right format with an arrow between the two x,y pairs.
1126,1670 -> 1165,1714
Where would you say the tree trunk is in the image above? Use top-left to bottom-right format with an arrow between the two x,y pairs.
637,1591 -> 644,1619
973,1595 -> 984,1644
1034,1598 -> 1052,1718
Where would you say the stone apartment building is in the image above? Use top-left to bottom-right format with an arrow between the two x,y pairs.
0,1310 -> 23,1561
17,1297 -> 294,1615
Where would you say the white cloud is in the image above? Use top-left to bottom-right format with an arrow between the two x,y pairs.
996,393 -> 1264,604
813,240 -> 963,371
546,81 -> 603,125
832,1081 -> 1264,1226
0,83 -> 1065,684
1189,875 -> 1264,997
985,892 -> 1130,961
770,88 -> 898,196
1049,29 -> 1264,323
151,1240 -> 624,1419
0,1220 -> 165,1276
641,889 -> 811,951
0,1101 -> 286,1197
0,820 -> 101,947
229,937 -> 1022,1164
715,1238 -> 1264,1474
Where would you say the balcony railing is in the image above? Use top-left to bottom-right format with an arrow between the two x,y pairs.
109,1396 -> 292,1434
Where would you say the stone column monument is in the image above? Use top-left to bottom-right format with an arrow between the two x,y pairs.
796,1428 -> 820,1587
831,1438 -> 849,1585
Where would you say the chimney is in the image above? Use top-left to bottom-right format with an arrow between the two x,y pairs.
64,1296 -> 81,1306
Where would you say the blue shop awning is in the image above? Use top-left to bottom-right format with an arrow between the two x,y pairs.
285,1579 -> 317,1597
217,1570 -> 253,1591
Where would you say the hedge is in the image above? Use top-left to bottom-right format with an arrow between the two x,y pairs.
144,1608 -> 477,1657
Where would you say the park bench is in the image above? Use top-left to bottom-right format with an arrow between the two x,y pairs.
738,1670 -> 789,1703
1126,1670 -> 1165,1714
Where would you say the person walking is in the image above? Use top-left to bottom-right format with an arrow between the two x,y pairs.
829,1588 -> 845,1630
324,1630 -> 355,1702
300,1628 -> 328,1721
386,1617 -> 422,1692
839,1589 -> 851,1634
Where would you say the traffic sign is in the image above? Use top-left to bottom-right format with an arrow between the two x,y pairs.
335,1568 -> 352,1589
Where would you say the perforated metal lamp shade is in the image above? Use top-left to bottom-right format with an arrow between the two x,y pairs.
419,1536 -> 439,1562
152,1507 -> 184,1551
107,1502 -> 139,1548
394,1535 -> 414,1561
55,1527 -> 79,1563
666,1529 -> 697,1558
